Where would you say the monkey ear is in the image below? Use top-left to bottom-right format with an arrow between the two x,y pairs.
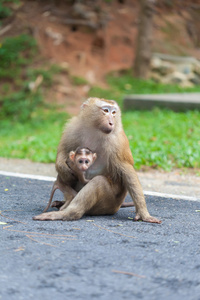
69,151 -> 75,162
93,153 -> 97,161
81,102 -> 89,110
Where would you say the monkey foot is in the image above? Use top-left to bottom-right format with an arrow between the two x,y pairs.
51,200 -> 65,210
33,211 -> 64,221
135,213 -> 162,224
121,202 -> 134,208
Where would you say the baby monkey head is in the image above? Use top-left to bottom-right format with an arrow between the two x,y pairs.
69,147 -> 97,172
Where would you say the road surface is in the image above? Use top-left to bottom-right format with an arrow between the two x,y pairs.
0,174 -> 200,300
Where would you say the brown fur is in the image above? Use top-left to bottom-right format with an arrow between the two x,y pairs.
68,147 -> 97,184
42,147 -> 96,213
33,97 -> 161,223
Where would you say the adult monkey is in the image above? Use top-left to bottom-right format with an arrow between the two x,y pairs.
33,97 -> 161,223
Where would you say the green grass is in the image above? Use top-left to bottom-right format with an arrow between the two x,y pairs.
0,110 -> 68,163
70,75 -> 88,86
0,38 -> 200,171
0,108 -> 199,170
123,109 -> 200,170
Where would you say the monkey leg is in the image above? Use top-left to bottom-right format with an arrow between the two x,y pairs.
121,202 -> 134,208
59,190 -> 77,211
51,201 -> 65,209
51,188 -> 77,210
43,176 -> 74,212
33,176 -> 124,221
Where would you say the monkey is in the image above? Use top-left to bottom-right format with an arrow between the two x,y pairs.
42,147 -> 97,213
68,147 -> 97,184
33,97 -> 161,224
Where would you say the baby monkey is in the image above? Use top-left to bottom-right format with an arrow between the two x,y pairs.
68,147 -> 97,184
43,147 -> 97,212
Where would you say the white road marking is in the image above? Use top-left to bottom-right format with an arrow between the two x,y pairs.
0,170 -> 199,202
0,170 -> 56,182
143,190 -> 199,202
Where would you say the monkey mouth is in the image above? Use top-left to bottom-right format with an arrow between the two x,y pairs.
81,168 -> 87,171
102,127 -> 113,134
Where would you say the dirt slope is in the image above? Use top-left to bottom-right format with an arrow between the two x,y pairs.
1,0 -> 200,114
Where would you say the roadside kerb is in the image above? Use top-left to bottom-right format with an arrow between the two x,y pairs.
123,93 -> 200,111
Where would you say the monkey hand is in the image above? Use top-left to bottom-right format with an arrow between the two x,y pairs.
33,211 -> 65,221
51,200 -> 65,210
135,212 -> 162,224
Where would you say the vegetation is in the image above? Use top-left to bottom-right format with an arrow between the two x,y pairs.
70,75 -> 88,86
89,71 -> 200,170
0,111 -> 67,163
123,109 -> 200,170
0,36 -> 199,171
0,0 -> 17,20
0,34 -> 69,163
89,70 -> 200,106
0,34 -> 63,122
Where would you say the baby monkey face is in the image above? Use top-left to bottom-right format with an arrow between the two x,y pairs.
76,155 -> 92,171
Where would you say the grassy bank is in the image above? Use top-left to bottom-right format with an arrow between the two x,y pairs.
1,109 -> 199,171
0,35 -> 200,171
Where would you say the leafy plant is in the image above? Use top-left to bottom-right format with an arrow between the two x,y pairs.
0,0 -> 19,19
0,34 -> 37,78
0,34 -> 64,122
0,90 -> 43,122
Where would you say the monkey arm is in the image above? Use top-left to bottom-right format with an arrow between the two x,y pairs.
56,150 -> 73,183
120,162 -> 161,224
55,118 -> 80,183
77,172 -> 89,184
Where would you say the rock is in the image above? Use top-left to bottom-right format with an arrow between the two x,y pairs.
86,71 -> 96,84
176,63 -> 193,75
28,75 -> 43,92
188,74 -> 200,85
151,57 -> 175,75
150,57 -> 162,69
45,27 -> 63,45
72,3 -> 98,22
179,81 -> 194,88
166,71 -> 188,84
149,72 -> 162,83
59,62 -> 69,72
56,85 -> 73,95
81,85 -> 91,95
150,53 -> 200,87
193,62 -> 200,76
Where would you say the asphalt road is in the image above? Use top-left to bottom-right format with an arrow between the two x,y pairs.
0,175 -> 200,300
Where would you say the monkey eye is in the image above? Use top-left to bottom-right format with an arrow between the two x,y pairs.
79,160 -> 83,164
85,160 -> 89,164
103,108 -> 109,114
112,110 -> 116,115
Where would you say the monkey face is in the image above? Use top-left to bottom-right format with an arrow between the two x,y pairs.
81,98 -> 120,134
97,105 -> 118,134
76,157 -> 91,171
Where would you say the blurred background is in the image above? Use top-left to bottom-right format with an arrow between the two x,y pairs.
0,0 -> 200,172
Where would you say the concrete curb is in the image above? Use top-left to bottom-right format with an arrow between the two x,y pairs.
124,93 -> 200,111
